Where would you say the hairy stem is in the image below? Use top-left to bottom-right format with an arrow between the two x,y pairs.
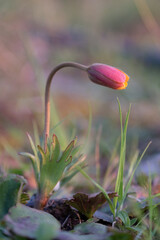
44,62 -> 87,152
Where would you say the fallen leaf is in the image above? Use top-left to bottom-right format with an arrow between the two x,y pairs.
66,192 -> 117,219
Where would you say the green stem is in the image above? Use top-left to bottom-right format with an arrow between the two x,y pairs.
44,62 -> 87,152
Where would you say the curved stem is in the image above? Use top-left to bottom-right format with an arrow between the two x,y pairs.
44,62 -> 87,152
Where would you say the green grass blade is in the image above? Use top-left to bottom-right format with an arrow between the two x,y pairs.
123,141 -> 151,204
114,99 -> 123,199
76,166 -> 115,216
117,98 -> 123,150
148,174 -> 153,240
114,100 -> 131,211
125,150 -> 139,185
119,103 -> 131,196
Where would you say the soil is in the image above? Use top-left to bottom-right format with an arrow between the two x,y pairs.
43,198 -> 87,230
26,194 -> 113,230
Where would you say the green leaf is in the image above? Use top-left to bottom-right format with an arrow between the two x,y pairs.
27,133 -> 41,177
71,144 -> 84,158
37,145 -> 46,165
3,204 -> 60,239
60,162 -> 85,187
73,222 -> 107,235
114,100 -> 131,211
123,142 -> 151,204
36,222 -> 59,240
64,154 -> 86,173
71,222 -> 134,240
0,229 -> 10,240
117,210 -> 130,227
130,218 -> 137,226
59,138 -> 76,163
39,137 -> 77,195
51,134 -> 60,162
19,152 -> 35,160
0,175 -> 24,220
108,231 -> 134,240
19,151 -> 39,184
60,169 -> 80,187
56,231 -> 104,240
27,133 -> 39,163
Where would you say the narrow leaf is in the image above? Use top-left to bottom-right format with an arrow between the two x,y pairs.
27,133 -> 40,172
71,144 -> 83,158
19,152 -> 39,183
51,134 -> 60,162
37,145 -> 46,165
114,101 -> 131,210
123,142 -> 151,203
118,210 -> 130,227
76,166 -> 115,216
59,139 -> 75,164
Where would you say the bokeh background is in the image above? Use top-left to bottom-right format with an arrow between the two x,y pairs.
0,0 -> 160,189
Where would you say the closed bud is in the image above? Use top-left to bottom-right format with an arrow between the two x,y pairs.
87,63 -> 129,90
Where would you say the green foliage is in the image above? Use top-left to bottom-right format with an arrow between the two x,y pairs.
38,135 -> 77,195
77,100 -> 151,230
118,210 -> 131,227
20,133 -> 84,206
73,222 -> 107,235
122,142 -> 151,207
113,99 -> 151,219
3,204 -> 60,239
72,221 -> 134,240
148,175 -> 158,240
117,210 -> 140,233
0,98 -> 156,239
0,174 -> 26,220
114,99 -> 131,211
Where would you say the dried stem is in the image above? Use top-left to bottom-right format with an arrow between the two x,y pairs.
44,62 -> 87,152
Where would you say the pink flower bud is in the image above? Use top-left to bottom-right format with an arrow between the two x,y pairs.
87,63 -> 129,90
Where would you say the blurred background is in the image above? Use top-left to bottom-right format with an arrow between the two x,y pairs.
0,0 -> 160,190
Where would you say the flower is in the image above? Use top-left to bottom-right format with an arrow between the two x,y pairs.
87,63 -> 129,90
